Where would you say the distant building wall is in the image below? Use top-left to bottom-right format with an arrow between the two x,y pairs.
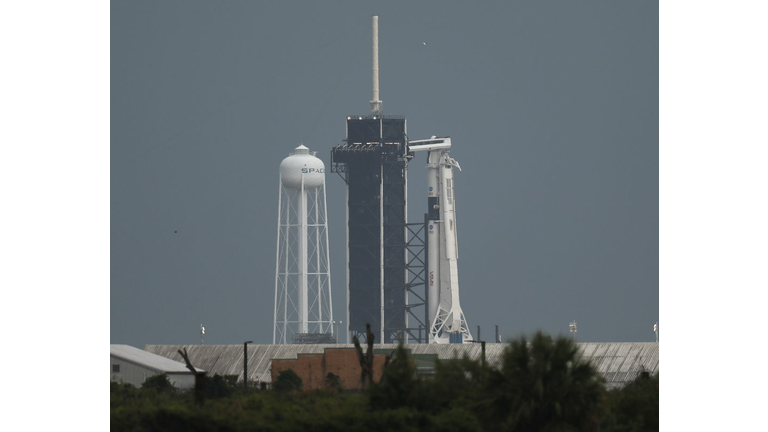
271,348 -> 388,390
110,356 -> 196,389
146,342 -> 658,389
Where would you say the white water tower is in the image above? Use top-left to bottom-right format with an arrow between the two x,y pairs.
273,144 -> 334,344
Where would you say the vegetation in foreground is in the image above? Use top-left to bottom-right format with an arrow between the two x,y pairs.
111,332 -> 658,431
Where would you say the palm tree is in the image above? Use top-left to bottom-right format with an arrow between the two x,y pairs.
483,331 -> 604,431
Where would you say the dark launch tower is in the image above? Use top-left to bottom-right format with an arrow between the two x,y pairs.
330,16 -> 428,344
331,116 -> 412,343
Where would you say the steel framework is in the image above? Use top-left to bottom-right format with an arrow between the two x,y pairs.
331,115 -> 428,343
273,161 -> 333,344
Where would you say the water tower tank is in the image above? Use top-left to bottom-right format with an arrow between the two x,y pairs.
279,144 -> 325,189
274,143 -> 334,344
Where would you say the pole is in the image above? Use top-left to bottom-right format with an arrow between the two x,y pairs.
372,16 -> 378,103
244,341 -> 253,392
299,175 -> 308,334
495,325 -> 499,343
370,16 -> 382,114
481,341 -> 486,368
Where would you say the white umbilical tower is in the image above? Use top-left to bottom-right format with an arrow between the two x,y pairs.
273,144 -> 333,344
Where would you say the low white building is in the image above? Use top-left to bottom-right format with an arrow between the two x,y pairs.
110,344 -> 204,389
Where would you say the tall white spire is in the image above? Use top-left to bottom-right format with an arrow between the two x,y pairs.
370,15 -> 383,115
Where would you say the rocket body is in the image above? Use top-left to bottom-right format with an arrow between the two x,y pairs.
427,151 -> 441,327
410,137 -> 471,344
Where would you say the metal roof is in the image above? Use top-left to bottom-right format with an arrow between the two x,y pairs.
111,344 -> 204,374
144,342 -> 657,387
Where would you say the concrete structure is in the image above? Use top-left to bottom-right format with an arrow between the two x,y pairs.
145,341 -> 658,389
111,344 -> 203,389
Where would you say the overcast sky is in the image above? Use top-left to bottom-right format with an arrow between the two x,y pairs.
111,1 -> 659,347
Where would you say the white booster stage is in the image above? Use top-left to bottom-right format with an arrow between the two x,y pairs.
410,137 -> 472,344
274,145 -> 334,344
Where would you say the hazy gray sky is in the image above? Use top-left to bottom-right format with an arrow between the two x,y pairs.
111,1 -> 658,347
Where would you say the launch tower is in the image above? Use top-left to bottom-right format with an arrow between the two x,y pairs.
331,16 -> 428,343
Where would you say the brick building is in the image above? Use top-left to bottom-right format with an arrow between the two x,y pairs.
271,347 -> 389,390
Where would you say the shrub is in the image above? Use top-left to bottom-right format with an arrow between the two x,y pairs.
141,373 -> 176,394
273,368 -> 303,392
370,343 -> 418,410
601,373 -> 659,432
206,374 -> 236,399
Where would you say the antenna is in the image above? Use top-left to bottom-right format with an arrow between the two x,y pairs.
569,320 -> 577,342
370,15 -> 382,115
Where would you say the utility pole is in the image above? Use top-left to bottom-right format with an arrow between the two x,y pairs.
468,340 -> 486,368
244,340 -> 253,392
481,341 -> 486,368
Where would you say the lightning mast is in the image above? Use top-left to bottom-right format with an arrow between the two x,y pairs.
370,15 -> 382,115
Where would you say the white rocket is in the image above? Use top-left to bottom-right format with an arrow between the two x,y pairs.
409,137 -> 472,344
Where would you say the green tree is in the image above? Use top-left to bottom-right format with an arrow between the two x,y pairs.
483,331 -> 605,431
371,343 -> 489,416
370,343 -> 418,410
273,368 -> 303,392
601,373 -> 659,432
141,373 -> 176,394
422,354 -> 486,413
205,374 -> 235,399
325,372 -> 342,390
110,381 -> 140,410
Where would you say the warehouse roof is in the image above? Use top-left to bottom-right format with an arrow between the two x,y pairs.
144,342 -> 657,388
111,344 -> 204,374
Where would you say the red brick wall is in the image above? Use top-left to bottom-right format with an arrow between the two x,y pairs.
271,348 -> 388,390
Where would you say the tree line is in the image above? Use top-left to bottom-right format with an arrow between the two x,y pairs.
111,331 -> 658,431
